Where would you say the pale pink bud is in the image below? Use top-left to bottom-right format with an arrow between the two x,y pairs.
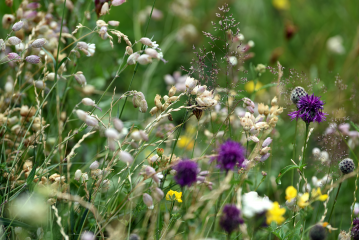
74,169 -> 82,180
85,116 -> 98,127
25,55 -> 41,64
197,176 -> 205,182
153,187 -> 164,201
12,21 -> 23,31
23,10 -> 37,20
262,137 -> 272,147
136,54 -> 152,65
145,48 -> 159,59
118,151 -> 133,164
100,2 -> 109,16
34,80 -> 46,89
108,138 -> 116,151
139,130 -> 148,141
105,128 -> 120,140
7,52 -> 21,61
77,42 -> 88,50
199,171 -> 209,176
113,118 -> 123,132
125,46 -> 133,55
145,166 -> 156,175
127,52 -> 140,65
26,2 -> 40,9
139,37 -> 152,46
80,231 -> 95,240
81,98 -> 95,106
143,193 -> 154,209
31,38 -> 47,48
74,71 -> 87,86
150,154 -> 159,162
260,153 -> 270,162
242,97 -> 255,108
108,21 -> 120,26
89,161 -> 99,170
76,110 -> 88,121
248,135 -> 259,143
8,36 -> 21,46
112,0 -> 126,6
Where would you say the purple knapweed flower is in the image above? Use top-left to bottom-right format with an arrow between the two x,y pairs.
352,218 -> 359,240
173,159 -> 198,187
219,204 -> 244,234
288,94 -> 328,124
215,140 -> 245,172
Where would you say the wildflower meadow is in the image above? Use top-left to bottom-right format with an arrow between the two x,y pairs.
1,0 -> 359,239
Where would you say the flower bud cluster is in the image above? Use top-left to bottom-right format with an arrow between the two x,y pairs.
149,86 -> 179,116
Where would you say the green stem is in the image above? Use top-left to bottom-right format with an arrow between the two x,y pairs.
291,119 -> 298,186
210,192 -> 223,235
299,123 -> 310,189
328,182 -> 342,223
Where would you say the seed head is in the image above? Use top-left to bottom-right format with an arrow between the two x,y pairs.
31,38 -> 47,48
290,86 -> 307,105
339,158 -> 355,174
12,21 -> 24,31
7,52 -> 21,61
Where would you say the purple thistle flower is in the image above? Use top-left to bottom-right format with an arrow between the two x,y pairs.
219,204 -> 244,234
288,94 -> 328,124
352,218 -> 359,240
173,159 -> 198,187
215,140 -> 245,172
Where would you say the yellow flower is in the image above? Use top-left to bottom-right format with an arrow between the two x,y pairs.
272,0 -> 290,10
266,202 -> 286,225
166,190 -> 182,203
244,80 -> 265,94
178,136 -> 194,150
311,188 -> 328,201
298,193 -> 310,208
285,186 -> 297,201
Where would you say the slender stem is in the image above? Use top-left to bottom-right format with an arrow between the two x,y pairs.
299,123 -> 310,190
328,182 -> 342,223
117,0 -> 157,118
291,119 -> 298,186
210,192 -> 223,235
255,175 -> 266,191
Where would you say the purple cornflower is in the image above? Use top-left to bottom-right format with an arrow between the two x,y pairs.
352,218 -> 359,240
288,94 -> 328,124
215,140 -> 245,172
219,204 -> 244,234
173,159 -> 198,187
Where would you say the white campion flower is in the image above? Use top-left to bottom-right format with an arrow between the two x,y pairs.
195,90 -> 217,107
86,43 -> 96,57
242,191 -> 273,218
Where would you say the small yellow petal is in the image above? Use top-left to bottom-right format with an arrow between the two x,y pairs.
319,194 -> 328,201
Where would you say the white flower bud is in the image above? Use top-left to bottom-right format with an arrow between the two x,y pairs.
80,231 -> 95,240
8,36 -> 21,45
105,128 -> 120,140
118,151 -> 133,164
74,169 -> 82,180
127,52 -> 140,65
262,137 -> 272,147
85,116 -> 98,127
136,54 -> 152,65
81,173 -> 88,183
5,81 -> 13,93
113,118 -> 123,132
82,98 -> 96,106
108,20 -> 120,26
312,148 -> 321,157
149,107 -> 158,116
31,38 -> 47,48
139,130 -> 148,141
77,42 -> 88,50
139,37 -> 153,46
150,154 -> 159,162
12,21 -> 23,31
125,46 -> 133,55
25,55 -> 41,64
89,161 -> 99,170
248,135 -> 259,143
131,131 -> 142,141
46,72 -> 59,81
100,2 -> 109,16
108,138 -> 116,151
145,48 -> 159,59
260,147 -> 271,155
143,193 -> 154,209
76,110 -> 88,121
139,99 -> 148,113
34,80 -> 46,89
185,77 -> 197,92
74,71 -> 87,86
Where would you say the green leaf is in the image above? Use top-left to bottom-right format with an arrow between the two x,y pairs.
276,165 -> 300,184
0,217 -> 37,230
351,121 -> 359,132
56,57 -> 70,71
41,47 -> 56,66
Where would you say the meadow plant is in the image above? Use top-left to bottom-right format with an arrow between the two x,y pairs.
0,1 -> 358,240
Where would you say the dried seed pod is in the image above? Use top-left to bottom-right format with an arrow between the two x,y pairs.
193,109 -> 203,120
168,113 -> 173,121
